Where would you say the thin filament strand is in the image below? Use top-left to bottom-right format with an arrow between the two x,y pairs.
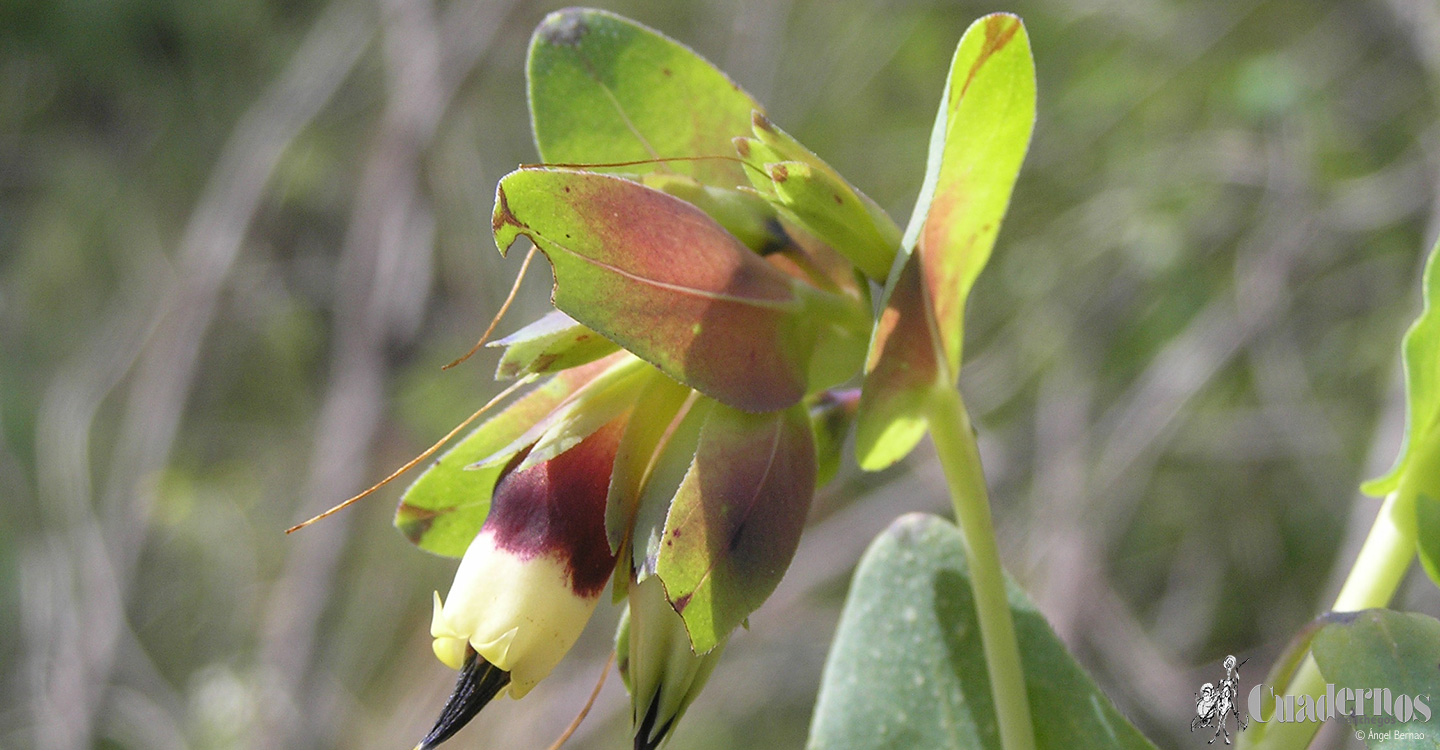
285,374 -> 536,534
442,244 -> 537,371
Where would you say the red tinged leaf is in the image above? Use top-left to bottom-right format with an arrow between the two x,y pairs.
855,14 -> 1035,470
493,168 -> 866,413
655,402 -> 817,654
854,256 -> 942,472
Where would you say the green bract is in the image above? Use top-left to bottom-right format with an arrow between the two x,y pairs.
489,310 -> 619,380
654,400 -> 816,654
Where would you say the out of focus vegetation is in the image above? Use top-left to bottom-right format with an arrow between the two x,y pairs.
4,1 -> 1439,748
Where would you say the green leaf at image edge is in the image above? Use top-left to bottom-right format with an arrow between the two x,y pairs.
1417,495 -> 1440,589
855,14 -> 1037,471
807,512 -> 1157,750
1310,609 -> 1440,749
1363,238 -> 1440,497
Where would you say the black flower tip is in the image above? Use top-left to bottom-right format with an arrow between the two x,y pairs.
416,650 -> 511,750
634,691 -> 676,750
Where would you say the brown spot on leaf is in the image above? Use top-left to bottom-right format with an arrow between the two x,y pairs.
538,9 -> 588,47
771,164 -> 789,182
833,193 -> 843,205
733,138 -> 751,158
396,515 -> 435,544
395,504 -> 450,544
662,67 -> 673,76
673,592 -> 693,612
493,185 -> 528,233
960,15 -> 1021,99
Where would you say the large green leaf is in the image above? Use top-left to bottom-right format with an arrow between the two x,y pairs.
528,8 -> 760,188
855,14 -> 1037,471
493,167 -> 868,413
655,401 -> 817,654
1364,240 -> 1440,498
808,513 -> 1157,750
393,358 -> 618,557
1311,609 -> 1440,749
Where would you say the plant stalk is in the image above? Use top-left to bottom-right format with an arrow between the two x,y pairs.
928,386 -> 1036,750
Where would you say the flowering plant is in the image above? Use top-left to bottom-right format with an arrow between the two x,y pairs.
271,8 -> 1440,750
295,8 -> 1163,750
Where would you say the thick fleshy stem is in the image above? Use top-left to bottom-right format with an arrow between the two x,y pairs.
928,386 -> 1036,750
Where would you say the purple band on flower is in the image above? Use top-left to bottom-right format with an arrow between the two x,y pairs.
484,420 -> 623,598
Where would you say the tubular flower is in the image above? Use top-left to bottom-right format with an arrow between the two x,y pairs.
417,419 -> 625,748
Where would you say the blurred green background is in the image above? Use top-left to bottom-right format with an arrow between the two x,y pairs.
4,0 -> 1439,748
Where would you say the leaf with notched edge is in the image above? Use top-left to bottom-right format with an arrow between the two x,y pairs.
528,8 -> 761,188
656,401 -> 816,654
394,356 -> 622,558
856,14 -> 1036,471
490,310 -> 621,380
494,167 -> 866,413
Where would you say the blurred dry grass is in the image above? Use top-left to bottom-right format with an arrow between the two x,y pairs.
4,0 -> 1440,748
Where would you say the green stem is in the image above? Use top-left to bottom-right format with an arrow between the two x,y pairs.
928,387 -> 1035,750
1251,490 -> 1414,750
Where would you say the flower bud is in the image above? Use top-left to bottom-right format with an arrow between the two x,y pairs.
619,576 -> 726,750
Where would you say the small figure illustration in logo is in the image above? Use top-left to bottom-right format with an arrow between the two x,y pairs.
1192,654 -> 1249,745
